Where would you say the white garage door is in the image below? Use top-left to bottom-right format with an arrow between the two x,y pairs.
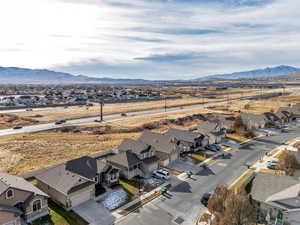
170,153 -> 178,162
70,190 -> 92,208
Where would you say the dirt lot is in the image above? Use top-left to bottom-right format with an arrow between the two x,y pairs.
0,114 -> 38,129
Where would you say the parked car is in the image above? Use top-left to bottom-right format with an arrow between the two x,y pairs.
267,159 -> 278,164
205,144 -> 220,152
267,162 -> 278,170
26,108 -> 33,111
201,192 -> 212,207
221,152 -> 232,159
13,125 -> 23,129
152,169 -> 170,180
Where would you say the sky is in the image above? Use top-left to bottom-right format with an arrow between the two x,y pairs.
0,0 -> 300,80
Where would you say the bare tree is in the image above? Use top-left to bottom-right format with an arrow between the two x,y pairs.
221,188 -> 257,225
233,116 -> 245,134
278,151 -> 299,176
207,185 -> 257,225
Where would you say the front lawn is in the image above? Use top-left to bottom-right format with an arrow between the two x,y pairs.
191,153 -> 207,162
32,201 -> 88,225
226,134 -> 249,143
119,179 -> 141,196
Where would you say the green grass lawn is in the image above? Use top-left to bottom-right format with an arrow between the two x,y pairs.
119,179 -> 141,196
32,201 -> 88,225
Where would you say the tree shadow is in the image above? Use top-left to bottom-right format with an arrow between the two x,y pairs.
171,181 -> 192,193
196,167 -> 215,176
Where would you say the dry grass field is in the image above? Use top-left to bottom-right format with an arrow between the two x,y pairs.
211,99 -> 290,114
0,132 -> 140,174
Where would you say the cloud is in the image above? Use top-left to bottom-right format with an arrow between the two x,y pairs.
0,0 -> 300,79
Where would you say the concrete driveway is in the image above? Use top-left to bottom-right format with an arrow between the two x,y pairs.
73,200 -> 115,225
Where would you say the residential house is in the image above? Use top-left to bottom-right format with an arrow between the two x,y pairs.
36,164 -> 95,210
251,172 -> 300,225
276,107 -> 296,123
36,156 -> 120,210
165,128 -> 204,152
264,112 -> 282,126
240,112 -> 266,131
138,131 -> 180,167
196,120 -> 226,145
66,156 -> 119,187
0,172 -> 49,225
118,139 -> 159,176
106,151 -> 143,180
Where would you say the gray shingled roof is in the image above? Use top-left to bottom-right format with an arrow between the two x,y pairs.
35,164 -> 94,195
138,130 -> 179,154
0,172 -> 48,197
0,204 -> 22,215
66,156 -> 97,180
251,173 -> 299,202
165,128 -> 202,143
118,138 -> 150,154
106,151 -> 141,169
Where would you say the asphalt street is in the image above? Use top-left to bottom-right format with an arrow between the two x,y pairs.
116,125 -> 300,225
0,97 -> 245,136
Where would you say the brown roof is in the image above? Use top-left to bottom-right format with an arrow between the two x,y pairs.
138,130 -> 179,155
106,151 -> 141,169
36,164 -> 94,195
165,128 -> 203,143
118,138 -> 150,154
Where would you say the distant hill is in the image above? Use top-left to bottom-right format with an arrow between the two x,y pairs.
196,65 -> 300,80
0,67 -> 149,84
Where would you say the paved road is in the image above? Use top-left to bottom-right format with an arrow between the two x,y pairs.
0,97 -> 246,137
116,125 -> 300,225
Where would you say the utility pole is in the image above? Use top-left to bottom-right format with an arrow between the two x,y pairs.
99,100 -> 104,121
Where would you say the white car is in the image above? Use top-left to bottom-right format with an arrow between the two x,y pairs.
267,159 -> 278,164
152,169 -> 170,180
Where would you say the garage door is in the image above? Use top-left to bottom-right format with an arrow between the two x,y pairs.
170,153 -> 178,162
70,190 -> 92,208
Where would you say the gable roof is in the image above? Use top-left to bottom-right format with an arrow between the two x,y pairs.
0,172 -> 48,197
66,156 -> 97,180
251,173 -> 299,203
138,130 -> 179,154
197,121 -> 218,134
36,164 -> 94,195
240,112 -> 266,124
118,138 -> 150,154
165,128 -> 202,143
106,151 -> 141,169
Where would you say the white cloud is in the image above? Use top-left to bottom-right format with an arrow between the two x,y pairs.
0,0 -> 299,79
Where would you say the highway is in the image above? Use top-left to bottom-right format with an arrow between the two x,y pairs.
0,97 -> 245,136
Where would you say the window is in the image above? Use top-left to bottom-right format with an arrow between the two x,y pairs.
32,199 -> 42,212
6,189 -> 14,199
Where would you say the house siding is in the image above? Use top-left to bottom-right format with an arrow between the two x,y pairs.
0,188 -> 31,207
0,212 -> 21,225
36,180 -> 68,209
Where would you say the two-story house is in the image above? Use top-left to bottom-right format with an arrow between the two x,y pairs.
0,172 -> 49,225
196,120 -> 226,145
117,138 -> 159,177
138,131 -> 181,167
165,128 -> 204,152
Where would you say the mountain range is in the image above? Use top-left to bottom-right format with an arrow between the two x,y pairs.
0,65 -> 299,84
196,65 -> 300,80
